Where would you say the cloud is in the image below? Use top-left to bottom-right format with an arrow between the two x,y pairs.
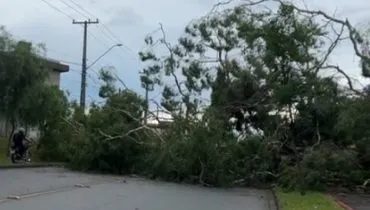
1,0 -> 370,104
106,7 -> 144,26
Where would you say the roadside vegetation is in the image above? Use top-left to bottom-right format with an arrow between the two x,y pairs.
276,189 -> 343,210
0,137 -> 8,164
2,0 -> 370,196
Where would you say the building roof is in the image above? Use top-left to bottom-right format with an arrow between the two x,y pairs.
146,110 -> 173,124
145,110 -> 173,129
15,41 -> 69,73
45,58 -> 69,73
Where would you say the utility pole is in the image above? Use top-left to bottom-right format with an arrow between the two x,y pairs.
144,86 -> 149,125
73,19 -> 99,111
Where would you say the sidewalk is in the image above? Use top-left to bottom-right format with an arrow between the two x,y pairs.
0,162 -> 65,169
332,192 -> 370,210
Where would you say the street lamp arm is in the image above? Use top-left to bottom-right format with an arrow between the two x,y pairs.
86,43 -> 122,70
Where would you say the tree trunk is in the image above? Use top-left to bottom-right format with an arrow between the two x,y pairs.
6,118 -> 16,157
144,87 -> 149,125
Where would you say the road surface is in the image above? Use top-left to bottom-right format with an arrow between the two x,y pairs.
0,167 -> 276,210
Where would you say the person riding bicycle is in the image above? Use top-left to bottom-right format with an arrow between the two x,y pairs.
12,127 -> 28,158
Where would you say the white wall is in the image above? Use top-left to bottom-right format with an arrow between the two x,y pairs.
0,69 -> 63,138
45,70 -> 61,87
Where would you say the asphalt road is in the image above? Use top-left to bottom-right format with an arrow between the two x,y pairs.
0,167 -> 276,210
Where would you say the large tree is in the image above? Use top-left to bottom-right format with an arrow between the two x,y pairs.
40,0 -> 370,189
18,84 -> 69,135
136,1 -> 370,187
140,3 -> 345,138
0,26 -> 48,135
0,27 -> 72,158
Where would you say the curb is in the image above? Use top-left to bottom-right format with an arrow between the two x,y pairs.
271,188 -> 281,210
329,195 -> 354,210
0,180 -> 107,204
0,162 -> 66,169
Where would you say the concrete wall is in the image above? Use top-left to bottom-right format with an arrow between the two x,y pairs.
45,70 -> 61,87
0,115 -> 10,137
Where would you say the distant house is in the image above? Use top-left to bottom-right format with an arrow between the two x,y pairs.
0,58 -> 69,137
43,58 -> 69,87
145,109 -> 173,129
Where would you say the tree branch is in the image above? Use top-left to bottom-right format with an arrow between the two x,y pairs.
315,24 -> 345,74
321,65 -> 364,96
158,23 -> 186,97
98,129 -> 145,145
199,157 -> 212,187
109,107 -> 165,143
270,0 -> 370,63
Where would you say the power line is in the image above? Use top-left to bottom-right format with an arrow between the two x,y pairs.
87,29 -> 111,48
10,32 -> 83,67
10,33 -> 79,62
67,0 -> 97,19
40,0 -> 109,50
64,0 -> 133,54
40,0 -> 74,19
40,0 -> 132,60
59,2 -> 128,61
87,30 -> 128,62
40,0 -> 123,68
58,1 -> 121,45
46,48 -> 80,61
58,59 -> 82,66
100,24 -> 132,52
60,0 -> 136,65
64,0 -> 120,45
39,0 -> 134,98
69,68 -> 103,88
39,0 -> 111,103
65,70 -> 102,100
58,0 -> 89,19
97,25 -> 122,46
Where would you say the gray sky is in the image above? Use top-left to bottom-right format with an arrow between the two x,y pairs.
1,0 -> 370,105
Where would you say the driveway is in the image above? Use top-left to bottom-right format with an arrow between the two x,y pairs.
0,167 -> 276,210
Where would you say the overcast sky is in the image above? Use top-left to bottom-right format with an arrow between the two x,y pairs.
1,0 -> 370,106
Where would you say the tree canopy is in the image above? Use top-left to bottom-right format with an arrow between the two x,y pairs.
0,27 -> 70,156
0,27 -> 48,129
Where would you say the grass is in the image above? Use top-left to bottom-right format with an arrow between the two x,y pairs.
0,136 -> 10,164
0,136 -> 51,165
276,188 -> 344,210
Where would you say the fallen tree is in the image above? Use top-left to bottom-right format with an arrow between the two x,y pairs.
38,1 -> 370,191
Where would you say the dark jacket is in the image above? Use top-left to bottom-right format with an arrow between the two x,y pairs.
13,132 -> 25,148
